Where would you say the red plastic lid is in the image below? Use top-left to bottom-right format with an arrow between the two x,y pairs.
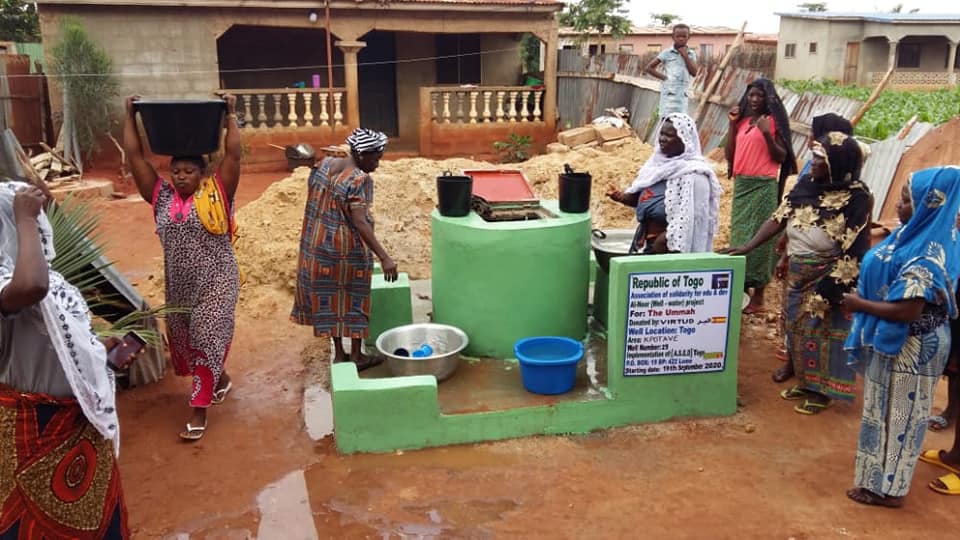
464,169 -> 538,204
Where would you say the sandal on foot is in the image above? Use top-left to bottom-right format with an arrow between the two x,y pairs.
179,422 -> 207,441
846,488 -> 904,508
779,385 -> 807,401
928,415 -> 950,432
355,356 -> 384,372
212,381 -> 233,405
772,365 -> 795,383
919,449 -> 960,475
929,473 -> 960,495
794,399 -> 830,415
774,348 -> 788,362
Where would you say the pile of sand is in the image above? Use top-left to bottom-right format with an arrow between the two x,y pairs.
234,138 -> 735,308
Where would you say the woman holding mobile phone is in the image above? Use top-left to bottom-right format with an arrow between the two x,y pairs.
0,181 -> 136,538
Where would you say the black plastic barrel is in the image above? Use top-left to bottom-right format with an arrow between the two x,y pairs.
559,164 -> 591,213
134,99 -> 226,156
437,171 -> 473,217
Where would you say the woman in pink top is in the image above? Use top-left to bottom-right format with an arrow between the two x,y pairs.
723,78 -> 797,314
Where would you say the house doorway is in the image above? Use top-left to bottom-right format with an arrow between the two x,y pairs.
358,31 -> 399,137
844,42 -> 860,84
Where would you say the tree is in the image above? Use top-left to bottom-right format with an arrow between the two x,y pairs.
0,0 -> 40,42
797,2 -> 828,11
50,17 -> 120,159
559,0 -> 632,51
650,13 -> 680,27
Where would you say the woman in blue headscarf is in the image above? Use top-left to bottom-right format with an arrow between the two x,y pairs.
843,166 -> 960,507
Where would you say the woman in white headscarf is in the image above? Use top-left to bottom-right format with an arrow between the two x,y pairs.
292,128 -> 398,370
0,181 -> 134,538
606,112 -> 722,253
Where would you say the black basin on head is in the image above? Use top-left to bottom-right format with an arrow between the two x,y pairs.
134,99 -> 226,156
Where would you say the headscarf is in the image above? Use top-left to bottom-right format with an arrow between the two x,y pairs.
735,78 -> 798,196
346,128 -> 388,155
0,181 -> 120,453
625,113 -> 723,253
845,166 -> 960,360
771,132 -> 871,316
811,113 -> 853,139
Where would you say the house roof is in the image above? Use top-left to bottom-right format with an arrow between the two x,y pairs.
559,24 -> 741,37
775,12 -> 960,24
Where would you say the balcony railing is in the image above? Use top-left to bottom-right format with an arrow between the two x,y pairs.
869,71 -> 956,87
222,88 -> 347,130
424,85 -> 545,124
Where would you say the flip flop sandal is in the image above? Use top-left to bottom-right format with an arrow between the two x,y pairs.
930,473 -> 960,495
794,399 -> 830,415
779,385 -> 807,401
179,422 -> 207,441
211,381 -> 233,405
928,415 -> 950,432
919,449 -> 960,475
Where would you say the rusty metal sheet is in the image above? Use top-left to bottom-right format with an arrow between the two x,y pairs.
789,92 -> 863,162
0,55 -> 44,148
861,123 -> 934,220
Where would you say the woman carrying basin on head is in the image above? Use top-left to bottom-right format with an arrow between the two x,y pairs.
292,128 -> 398,371
122,94 -> 242,441
606,112 -> 722,254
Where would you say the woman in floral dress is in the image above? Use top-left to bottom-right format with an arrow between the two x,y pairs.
722,132 -> 871,414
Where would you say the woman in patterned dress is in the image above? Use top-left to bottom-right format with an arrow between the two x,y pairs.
724,78 -> 798,314
722,133 -> 871,414
122,95 -> 242,441
292,128 -> 398,368
843,166 -> 960,507
0,182 -> 135,538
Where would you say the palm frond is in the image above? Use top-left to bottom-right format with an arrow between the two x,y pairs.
47,195 -> 112,295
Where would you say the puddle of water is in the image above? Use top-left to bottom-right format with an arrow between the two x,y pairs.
303,385 -> 333,440
256,470 -> 318,540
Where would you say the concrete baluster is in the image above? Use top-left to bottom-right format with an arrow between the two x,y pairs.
271,94 -> 283,126
442,92 -> 452,123
319,92 -> 330,127
333,92 -> 344,126
482,91 -> 492,123
507,91 -> 518,123
241,95 -> 253,129
533,90 -> 543,121
495,91 -> 505,123
256,94 -> 268,130
286,93 -> 298,127
303,93 -> 314,126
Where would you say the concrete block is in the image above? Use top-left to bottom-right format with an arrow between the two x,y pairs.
557,126 -> 597,147
595,125 -> 633,142
367,272 -> 412,347
546,142 -> 570,154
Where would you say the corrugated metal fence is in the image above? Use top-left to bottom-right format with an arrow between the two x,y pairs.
558,50 -> 864,160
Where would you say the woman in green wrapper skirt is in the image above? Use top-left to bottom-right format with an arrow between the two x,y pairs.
724,78 -> 797,314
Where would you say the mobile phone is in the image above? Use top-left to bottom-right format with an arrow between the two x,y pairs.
107,331 -> 147,372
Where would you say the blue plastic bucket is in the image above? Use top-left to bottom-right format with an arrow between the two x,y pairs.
514,336 -> 584,395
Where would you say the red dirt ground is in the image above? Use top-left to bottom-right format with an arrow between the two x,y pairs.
85,170 -> 957,539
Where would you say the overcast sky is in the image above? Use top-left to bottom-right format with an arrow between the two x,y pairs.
626,0 -> 957,33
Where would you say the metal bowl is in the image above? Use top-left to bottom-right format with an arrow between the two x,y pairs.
375,323 -> 469,382
591,228 -> 636,273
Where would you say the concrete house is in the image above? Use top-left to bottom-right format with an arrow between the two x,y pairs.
35,0 -> 563,164
775,12 -> 960,87
559,25 -> 743,61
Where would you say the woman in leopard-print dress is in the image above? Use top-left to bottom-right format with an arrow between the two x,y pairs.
122,95 -> 242,441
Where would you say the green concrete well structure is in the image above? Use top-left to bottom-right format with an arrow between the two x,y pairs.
331,253 -> 746,454
431,200 -> 591,358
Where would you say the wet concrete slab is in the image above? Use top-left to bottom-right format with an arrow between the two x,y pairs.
359,329 -> 610,415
